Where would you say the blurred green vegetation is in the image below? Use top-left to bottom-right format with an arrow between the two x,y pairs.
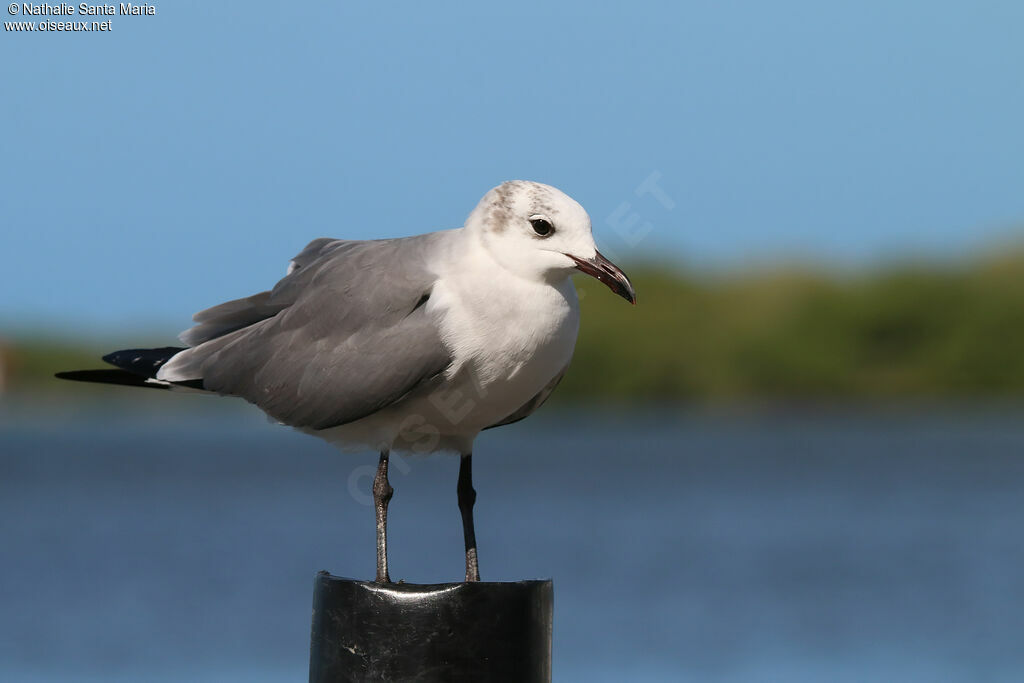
1,340 -> 106,390
5,248 -> 1024,403
565,247 -> 1024,403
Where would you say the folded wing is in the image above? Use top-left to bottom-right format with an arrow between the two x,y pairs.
159,234 -> 453,430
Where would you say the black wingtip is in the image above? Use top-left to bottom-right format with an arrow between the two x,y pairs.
54,369 -> 171,390
102,347 -> 185,378
55,370 -> 101,382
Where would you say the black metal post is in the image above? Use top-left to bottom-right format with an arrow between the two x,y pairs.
309,572 -> 553,683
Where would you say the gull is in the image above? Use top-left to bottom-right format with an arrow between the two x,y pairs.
57,180 -> 636,583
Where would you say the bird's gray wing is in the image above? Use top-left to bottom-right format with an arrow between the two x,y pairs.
160,234 -> 453,430
485,366 -> 568,430
179,237 -> 341,346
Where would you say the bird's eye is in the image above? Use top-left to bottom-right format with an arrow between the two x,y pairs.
529,215 -> 554,237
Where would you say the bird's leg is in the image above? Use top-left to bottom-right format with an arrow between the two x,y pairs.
458,453 -> 480,582
373,449 -> 394,583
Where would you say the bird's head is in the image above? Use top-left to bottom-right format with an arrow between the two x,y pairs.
466,180 -> 636,304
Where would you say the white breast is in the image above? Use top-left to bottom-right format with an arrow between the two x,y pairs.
429,261 -> 580,429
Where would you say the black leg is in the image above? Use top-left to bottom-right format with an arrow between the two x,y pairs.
458,453 -> 480,582
373,449 -> 394,583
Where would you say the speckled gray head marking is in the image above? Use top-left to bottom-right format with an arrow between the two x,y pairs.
482,180 -> 559,233
484,180 -> 521,231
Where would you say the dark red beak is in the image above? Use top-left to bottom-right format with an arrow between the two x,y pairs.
566,250 -> 637,304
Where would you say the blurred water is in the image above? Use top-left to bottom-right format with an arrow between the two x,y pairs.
2,401 -> 1023,682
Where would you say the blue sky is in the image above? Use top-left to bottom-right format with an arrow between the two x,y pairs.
3,1 -> 1023,333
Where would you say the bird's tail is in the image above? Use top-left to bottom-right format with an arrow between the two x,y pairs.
55,346 -> 201,391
